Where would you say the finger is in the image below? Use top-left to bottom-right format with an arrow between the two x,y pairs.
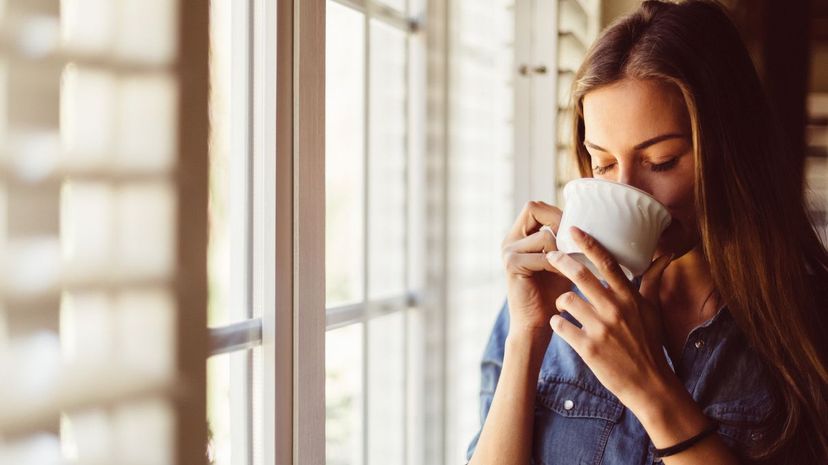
549,314 -> 588,351
569,226 -> 634,297
505,201 -> 562,243
504,251 -> 562,276
639,253 -> 674,303
506,228 -> 558,254
554,291 -> 601,329
545,250 -> 614,310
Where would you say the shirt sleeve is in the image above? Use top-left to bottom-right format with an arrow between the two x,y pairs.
464,300 -> 510,463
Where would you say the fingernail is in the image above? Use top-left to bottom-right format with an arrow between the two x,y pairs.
570,226 -> 584,238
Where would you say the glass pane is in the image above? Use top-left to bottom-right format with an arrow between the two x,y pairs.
407,34 -> 426,293
208,0 -> 252,326
367,312 -> 403,465
326,2 -> 365,307
207,349 -> 253,465
405,307 -> 424,465
251,345 -> 264,465
326,323 -> 363,465
368,20 -> 406,300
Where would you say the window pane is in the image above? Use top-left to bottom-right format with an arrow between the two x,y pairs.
405,307 -> 425,465
368,20 -> 406,300
326,2 -> 365,308
326,323 -> 364,465
207,349 -> 253,465
367,312 -> 404,465
208,0 -> 251,326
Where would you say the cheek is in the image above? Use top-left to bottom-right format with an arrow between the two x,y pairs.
650,174 -> 694,210
650,178 -> 696,228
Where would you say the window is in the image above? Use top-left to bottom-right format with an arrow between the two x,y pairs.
806,94 -> 828,245
206,0 -> 276,464
324,1 -> 426,464
324,0 -> 602,463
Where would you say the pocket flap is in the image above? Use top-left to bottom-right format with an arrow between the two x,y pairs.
536,377 -> 623,422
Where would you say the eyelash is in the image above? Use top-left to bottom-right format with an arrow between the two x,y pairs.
592,157 -> 679,175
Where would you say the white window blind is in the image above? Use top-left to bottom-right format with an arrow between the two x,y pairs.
555,0 -> 600,203
443,0 -> 515,463
807,93 -> 828,245
0,0 -> 208,463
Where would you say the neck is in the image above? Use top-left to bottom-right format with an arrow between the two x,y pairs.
658,246 -> 720,321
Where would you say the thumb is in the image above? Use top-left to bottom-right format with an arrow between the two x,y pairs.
639,253 -> 674,302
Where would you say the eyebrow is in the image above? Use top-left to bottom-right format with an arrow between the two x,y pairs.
583,133 -> 688,152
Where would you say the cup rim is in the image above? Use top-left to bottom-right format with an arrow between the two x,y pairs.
565,177 -> 671,213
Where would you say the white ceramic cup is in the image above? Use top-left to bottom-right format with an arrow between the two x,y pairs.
554,178 -> 672,281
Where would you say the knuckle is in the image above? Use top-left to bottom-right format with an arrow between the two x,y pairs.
582,340 -> 598,358
573,266 -> 593,283
592,323 -> 609,341
604,306 -> 623,325
579,231 -> 597,248
541,230 -> 556,249
618,292 -> 636,308
556,291 -> 575,309
598,254 -> 617,271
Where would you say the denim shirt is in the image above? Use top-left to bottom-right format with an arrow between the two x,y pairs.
465,282 -> 778,465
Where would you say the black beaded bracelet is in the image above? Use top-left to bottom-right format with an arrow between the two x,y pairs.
652,422 -> 719,459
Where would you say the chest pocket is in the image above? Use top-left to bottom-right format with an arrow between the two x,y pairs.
532,377 -> 623,465
705,397 -> 774,461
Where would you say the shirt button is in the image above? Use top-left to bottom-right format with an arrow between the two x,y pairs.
694,339 -> 705,349
563,399 -> 574,410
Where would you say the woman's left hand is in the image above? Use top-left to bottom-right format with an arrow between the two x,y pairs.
545,225 -> 675,414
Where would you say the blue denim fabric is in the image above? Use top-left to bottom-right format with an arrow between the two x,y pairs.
465,281 -> 776,465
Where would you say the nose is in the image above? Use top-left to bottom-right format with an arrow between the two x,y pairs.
616,163 -> 638,188
614,164 -> 651,194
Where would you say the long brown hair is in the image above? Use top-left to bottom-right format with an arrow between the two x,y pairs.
569,1 -> 828,462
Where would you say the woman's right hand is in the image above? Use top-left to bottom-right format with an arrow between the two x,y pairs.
501,201 -> 573,335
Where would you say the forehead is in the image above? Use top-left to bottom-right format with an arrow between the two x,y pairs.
581,78 -> 690,149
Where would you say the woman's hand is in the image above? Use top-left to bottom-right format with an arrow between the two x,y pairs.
501,201 -> 573,336
545,225 -> 675,413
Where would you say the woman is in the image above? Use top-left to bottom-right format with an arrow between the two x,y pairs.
465,1 -> 828,464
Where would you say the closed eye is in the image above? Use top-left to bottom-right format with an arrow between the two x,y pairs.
592,157 -> 679,175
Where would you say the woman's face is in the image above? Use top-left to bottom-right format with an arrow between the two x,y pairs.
581,78 -> 698,258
